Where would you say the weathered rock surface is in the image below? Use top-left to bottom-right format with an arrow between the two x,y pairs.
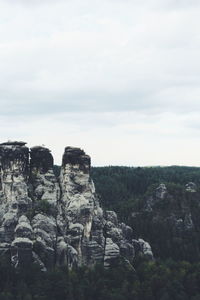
185,182 -> 197,193
29,146 -> 60,207
0,141 -> 153,269
131,182 -> 200,261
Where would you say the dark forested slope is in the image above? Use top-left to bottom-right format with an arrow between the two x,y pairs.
91,166 -> 200,218
1,255 -> 200,300
91,166 -> 200,262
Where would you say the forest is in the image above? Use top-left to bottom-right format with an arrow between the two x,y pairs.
91,166 -> 200,262
91,165 -> 200,220
1,256 -> 200,300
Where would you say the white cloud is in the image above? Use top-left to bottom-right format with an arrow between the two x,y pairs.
1,111 -> 200,166
0,0 -> 200,165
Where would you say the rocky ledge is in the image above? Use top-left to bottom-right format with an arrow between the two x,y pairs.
0,141 -> 153,269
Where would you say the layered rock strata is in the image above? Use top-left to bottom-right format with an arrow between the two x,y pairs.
0,141 -> 153,269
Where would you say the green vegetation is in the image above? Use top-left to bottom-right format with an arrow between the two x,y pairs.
35,199 -> 57,216
26,199 -> 57,220
0,256 -> 200,300
91,166 -> 200,219
91,166 -> 200,262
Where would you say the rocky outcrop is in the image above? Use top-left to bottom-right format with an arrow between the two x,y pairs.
29,146 -> 60,207
185,182 -> 197,193
0,141 -> 153,269
131,182 -> 200,261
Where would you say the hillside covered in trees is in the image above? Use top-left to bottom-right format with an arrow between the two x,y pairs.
1,255 -> 200,300
91,166 -> 200,263
91,165 -> 200,219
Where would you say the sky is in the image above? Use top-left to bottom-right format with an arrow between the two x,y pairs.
1,0 -> 200,166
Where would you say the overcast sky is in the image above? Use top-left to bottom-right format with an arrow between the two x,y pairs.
1,0 -> 200,166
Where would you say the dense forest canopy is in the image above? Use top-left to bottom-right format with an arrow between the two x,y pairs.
1,256 -> 200,300
91,166 -> 200,263
91,165 -> 200,218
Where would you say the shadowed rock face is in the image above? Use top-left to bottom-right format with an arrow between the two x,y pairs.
62,147 -> 91,173
30,146 -> 53,174
29,147 -> 60,207
0,142 -> 30,217
0,141 -> 153,269
0,142 -> 29,180
0,142 -> 32,267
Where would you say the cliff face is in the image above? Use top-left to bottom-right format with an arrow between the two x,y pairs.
0,141 -> 152,270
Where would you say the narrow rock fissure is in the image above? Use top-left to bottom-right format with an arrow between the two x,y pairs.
54,175 -> 62,267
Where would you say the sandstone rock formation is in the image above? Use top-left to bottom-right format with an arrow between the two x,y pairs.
0,141 -> 153,269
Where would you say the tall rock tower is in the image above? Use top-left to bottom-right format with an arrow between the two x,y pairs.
0,141 -> 153,270
0,142 -> 32,266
